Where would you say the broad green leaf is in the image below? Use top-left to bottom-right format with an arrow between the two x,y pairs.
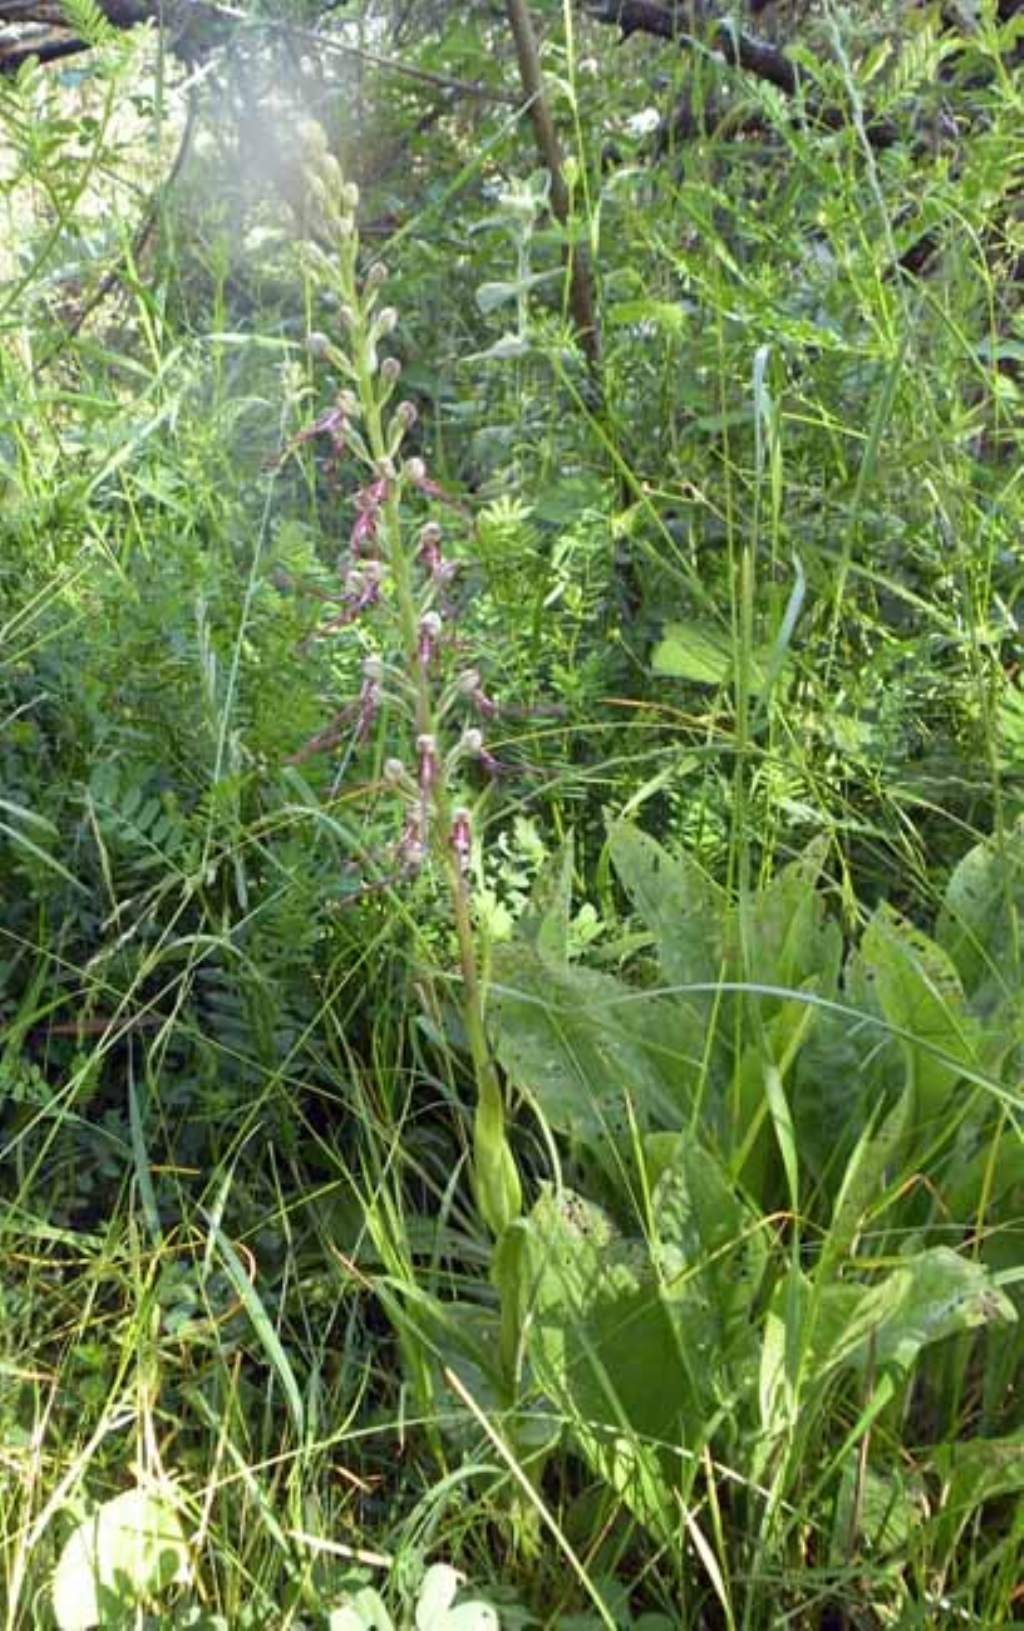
830,1457 -> 926,1560
491,940 -> 702,1142
463,333 -> 532,362
52,1485 -> 191,1629
443,1607 -> 500,1631
748,837 -> 842,1001
758,1297 -> 791,1437
936,827 -> 1024,998
415,1565 -> 462,1628
519,1147 -> 763,1533
731,998 -> 816,1205
572,1425 -> 680,1545
606,299 -> 689,333
329,1587 -> 394,1631
815,1248 -> 1015,1377
521,1186 -> 699,1438
518,836 -> 574,964
757,1265 -> 814,1445
518,1188 -> 697,1537
928,1432 -> 1024,1554
861,905 -> 978,1126
651,620 -> 771,690
790,987 -> 894,1192
475,268 -> 561,314
415,1565 -> 500,1631
823,1086 -> 913,1270
765,1267 -> 853,1399
765,1062 -> 799,1212
647,1135 -> 767,1347
943,1133 -> 1024,1224
609,822 -> 726,989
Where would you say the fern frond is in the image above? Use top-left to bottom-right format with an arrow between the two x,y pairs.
60,0 -> 116,49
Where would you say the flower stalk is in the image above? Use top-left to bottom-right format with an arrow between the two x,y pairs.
291,123 -> 521,1239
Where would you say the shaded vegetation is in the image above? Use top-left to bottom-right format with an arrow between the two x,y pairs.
0,2 -> 1022,1626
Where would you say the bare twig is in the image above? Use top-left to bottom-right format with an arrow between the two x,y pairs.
504,0 -> 603,381
1,0 -> 517,100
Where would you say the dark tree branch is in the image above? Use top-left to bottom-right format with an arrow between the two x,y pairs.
584,0 -> 901,147
0,0 -> 517,96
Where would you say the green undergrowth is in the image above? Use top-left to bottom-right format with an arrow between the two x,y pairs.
1,4 -> 1023,1627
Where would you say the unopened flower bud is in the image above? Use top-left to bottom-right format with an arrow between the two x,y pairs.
457,668 -> 482,694
341,181 -> 360,211
401,838 -> 426,871
383,757 -> 406,784
305,175 -> 330,213
306,331 -> 331,358
451,805 -> 473,874
346,560 -> 382,596
380,356 -> 402,384
461,727 -> 484,755
337,389 -> 360,417
297,119 -> 329,158
416,732 -> 437,757
321,154 -> 344,194
366,262 -> 388,287
376,307 -> 399,335
362,655 -> 385,681
419,522 -> 443,548
396,400 -> 417,428
339,304 -> 358,330
419,611 -> 443,639
404,457 -> 427,484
